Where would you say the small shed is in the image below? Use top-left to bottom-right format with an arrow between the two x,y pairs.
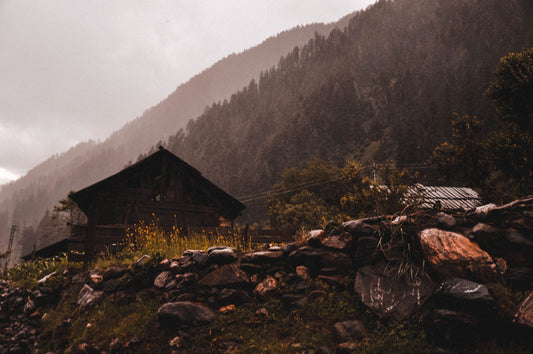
69,147 -> 245,259
404,184 -> 482,211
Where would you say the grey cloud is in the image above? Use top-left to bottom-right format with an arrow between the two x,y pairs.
0,0 -> 375,183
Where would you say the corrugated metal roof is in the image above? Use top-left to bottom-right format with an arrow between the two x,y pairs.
405,184 -> 481,211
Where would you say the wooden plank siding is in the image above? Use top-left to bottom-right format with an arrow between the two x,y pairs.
68,147 -> 245,261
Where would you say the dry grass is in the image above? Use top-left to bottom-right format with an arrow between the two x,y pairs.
94,219 -> 251,269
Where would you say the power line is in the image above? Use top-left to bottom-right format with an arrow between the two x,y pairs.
237,164 -> 374,203
236,162 -> 434,204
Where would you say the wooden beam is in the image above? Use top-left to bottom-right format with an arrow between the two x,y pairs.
85,215 -> 96,265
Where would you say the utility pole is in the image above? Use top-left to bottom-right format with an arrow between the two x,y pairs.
3,225 -> 16,270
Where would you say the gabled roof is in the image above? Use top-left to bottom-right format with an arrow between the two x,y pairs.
405,184 -> 481,211
70,147 -> 245,219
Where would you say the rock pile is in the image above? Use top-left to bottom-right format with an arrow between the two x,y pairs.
1,196 -> 532,352
142,195 -> 532,350
0,279 -> 58,353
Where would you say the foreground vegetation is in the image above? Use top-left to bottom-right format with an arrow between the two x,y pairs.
2,218 -> 531,353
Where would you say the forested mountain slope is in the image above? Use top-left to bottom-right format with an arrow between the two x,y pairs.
0,18 -> 352,255
166,0 -> 533,218
2,0 -> 533,259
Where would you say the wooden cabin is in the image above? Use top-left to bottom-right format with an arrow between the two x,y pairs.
69,147 -> 245,260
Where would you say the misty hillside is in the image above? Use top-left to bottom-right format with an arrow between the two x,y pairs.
165,0 -> 533,219
2,0 -> 533,261
0,14 -> 354,256
105,18 -> 357,154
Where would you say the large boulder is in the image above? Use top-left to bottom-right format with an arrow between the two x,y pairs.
157,301 -> 215,325
198,264 -> 249,288
431,278 -> 496,318
354,262 -> 435,321
418,228 -> 497,282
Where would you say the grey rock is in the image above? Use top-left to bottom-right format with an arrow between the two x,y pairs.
307,229 -> 324,247
472,223 -> 499,239
136,255 -> 151,266
438,212 -> 456,229
245,250 -> 284,264
334,320 -> 367,340
207,246 -> 232,253
175,273 -> 198,289
281,243 -> 297,255
208,248 -> 237,265
169,261 -> 181,273
354,262 -> 435,320
157,301 -> 215,324
163,279 -> 177,291
281,294 -> 305,306
77,284 -> 103,308
321,233 -> 352,252
102,278 -> 120,293
154,271 -> 172,289
505,229 -> 533,246
183,249 -> 209,266
342,220 -> 375,237
433,278 -> 496,317
160,258 -> 171,268
192,251 -> 209,266
198,264 -> 249,288
102,266 -> 126,280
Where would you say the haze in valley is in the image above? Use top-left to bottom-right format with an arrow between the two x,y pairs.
0,0 -> 376,185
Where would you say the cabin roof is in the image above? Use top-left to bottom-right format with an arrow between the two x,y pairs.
406,184 -> 481,211
69,147 -> 245,219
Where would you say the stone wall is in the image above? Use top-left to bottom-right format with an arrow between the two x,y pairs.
1,196 -> 532,352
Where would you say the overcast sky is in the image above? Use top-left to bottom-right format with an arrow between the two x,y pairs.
0,0 -> 376,185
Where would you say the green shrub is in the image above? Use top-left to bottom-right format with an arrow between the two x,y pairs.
2,253 -> 75,288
